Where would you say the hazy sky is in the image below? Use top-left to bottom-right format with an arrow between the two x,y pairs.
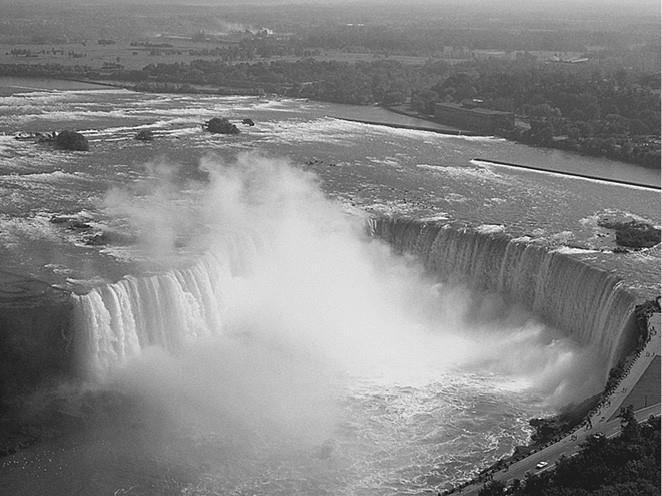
0,0 -> 658,25
13,0 -> 659,7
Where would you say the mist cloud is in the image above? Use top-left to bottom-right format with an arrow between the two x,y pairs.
96,152 -> 601,450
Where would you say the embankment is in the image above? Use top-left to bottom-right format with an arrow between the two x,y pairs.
473,158 -> 661,191
330,116 -> 481,136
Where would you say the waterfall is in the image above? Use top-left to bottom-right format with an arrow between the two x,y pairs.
72,215 -> 638,384
369,217 -> 638,376
73,253 -> 232,379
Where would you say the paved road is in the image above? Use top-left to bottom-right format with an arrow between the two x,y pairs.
457,403 -> 661,495
594,313 -> 661,422
491,404 -> 660,484
455,313 -> 661,495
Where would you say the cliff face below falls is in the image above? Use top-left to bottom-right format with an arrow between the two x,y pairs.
0,272 -> 74,404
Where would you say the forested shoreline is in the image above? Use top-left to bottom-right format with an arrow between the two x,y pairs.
2,54 -> 659,168
478,409 -> 660,496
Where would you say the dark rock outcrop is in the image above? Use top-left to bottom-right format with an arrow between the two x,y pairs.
134,129 -> 154,141
203,117 -> 240,135
83,230 -> 135,246
49,214 -> 92,231
54,130 -> 89,151
241,118 -> 255,126
598,219 -> 661,249
0,272 -> 74,404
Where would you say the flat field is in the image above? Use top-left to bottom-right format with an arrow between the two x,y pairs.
0,41 -> 435,71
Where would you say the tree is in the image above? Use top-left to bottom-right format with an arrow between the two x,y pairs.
435,72 -> 477,101
619,405 -> 641,441
479,480 -> 506,496
411,89 -> 439,114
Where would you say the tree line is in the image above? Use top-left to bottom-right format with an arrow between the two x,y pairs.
478,408 -> 660,496
414,60 -> 661,168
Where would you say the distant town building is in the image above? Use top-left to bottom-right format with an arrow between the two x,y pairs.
434,100 -> 514,133
548,55 -> 589,64
101,62 -> 124,70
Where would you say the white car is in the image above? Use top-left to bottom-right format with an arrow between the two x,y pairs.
535,461 -> 549,470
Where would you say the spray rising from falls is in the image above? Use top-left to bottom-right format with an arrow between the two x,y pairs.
73,254 -> 229,378
71,153 -> 614,410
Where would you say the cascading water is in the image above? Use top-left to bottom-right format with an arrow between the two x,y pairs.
73,253 -> 232,378
370,217 -> 638,381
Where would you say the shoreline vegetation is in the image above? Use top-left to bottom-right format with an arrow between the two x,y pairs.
479,409 -> 660,496
0,56 -> 659,169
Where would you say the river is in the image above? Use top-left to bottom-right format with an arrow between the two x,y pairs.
0,78 -> 659,496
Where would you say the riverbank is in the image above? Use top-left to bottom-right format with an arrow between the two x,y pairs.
0,76 -> 118,95
0,76 -> 263,97
63,78 -> 264,97
474,158 -> 661,191
1,72 -> 658,170
2,74 -> 659,189
444,306 -> 660,495
384,103 -> 661,171
329,115 -> 480,136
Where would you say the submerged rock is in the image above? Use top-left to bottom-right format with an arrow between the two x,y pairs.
49,215 -> 92,231
83,230 -> 135,246
54,130 -> 89,151
134,129 -> 154,141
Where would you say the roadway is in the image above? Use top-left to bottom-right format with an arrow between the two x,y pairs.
454,313 -> 661,495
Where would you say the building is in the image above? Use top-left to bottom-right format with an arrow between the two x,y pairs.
434,101 -> 514,133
